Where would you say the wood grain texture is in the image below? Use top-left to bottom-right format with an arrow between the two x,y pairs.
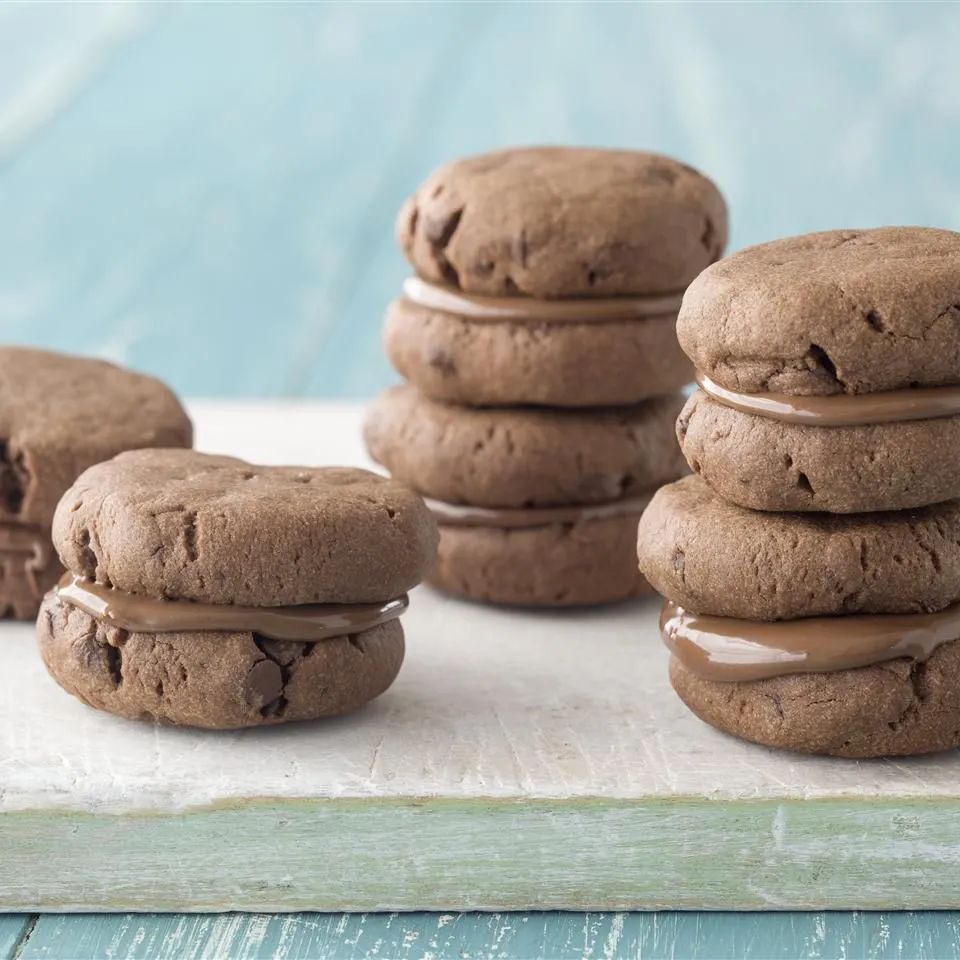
12,912 -> 960,960
0,917 -> 32,959
4,403 -> 960,913
7,796 -> 960,912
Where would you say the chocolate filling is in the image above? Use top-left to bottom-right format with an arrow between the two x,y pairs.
697,373 -> 960,427
55,574 -> 407,642
403,277 -> 683,324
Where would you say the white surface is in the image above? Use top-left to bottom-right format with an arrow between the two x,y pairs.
3,400 -> 959,815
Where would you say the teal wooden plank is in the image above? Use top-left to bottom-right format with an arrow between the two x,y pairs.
11,797 -> 960,912
0,916 -> 33,960
16,912 -> 960,960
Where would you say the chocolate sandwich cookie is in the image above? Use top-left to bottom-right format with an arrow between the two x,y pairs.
676,227 -> 960,513
366,386 -> 685,605
638,476 -> 960,756
0,347 -> 191,619
37,450 -> 438,728
389,147 -> 727,407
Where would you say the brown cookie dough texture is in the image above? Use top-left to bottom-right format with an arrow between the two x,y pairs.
365,386 -> 686,508
53,449 -> 438,606
678,390 -> 960,514
398,147 -> 727,298
0,347 -> 192,527
670,641 -> 960,758
384,297 -> 692,408
38,597 -> 404,730
0,347 -> 191,620
432,513 -> 651,607
678,227 -> 960,396
41,450 -> 437,727
637,475 -> 960,621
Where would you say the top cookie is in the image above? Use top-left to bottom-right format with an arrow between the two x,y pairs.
0,348 -> 192,527
679,227 -> 960,395
52,450 -> 439,606
397,147 -> 728,298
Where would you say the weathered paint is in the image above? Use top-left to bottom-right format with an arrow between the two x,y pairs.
12,912 -> 960,960
3,796 -> 960,912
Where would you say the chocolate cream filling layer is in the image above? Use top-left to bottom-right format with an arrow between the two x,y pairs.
0,523 -> 55,596
402,277 -> 684,323
425,494 -> 653,529
697,373 -> 960,427
55,574 -> 408,642
660,601 -> 960,682
0,523 -> 51,565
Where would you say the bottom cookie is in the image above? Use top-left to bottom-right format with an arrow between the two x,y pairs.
669,642 -> 960,758
429,512 -> 652,607
37,594 -> 405,729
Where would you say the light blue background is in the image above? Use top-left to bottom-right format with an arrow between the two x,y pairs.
1,1 -> 958,398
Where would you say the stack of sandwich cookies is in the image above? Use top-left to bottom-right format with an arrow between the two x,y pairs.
638,227 -> 960,756
38,450 -> 438,728
0,347 -> 191,620
366,387 -> 684,606
370,146 -> 727,606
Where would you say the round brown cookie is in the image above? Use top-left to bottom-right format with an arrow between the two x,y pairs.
53,449 -> 438,606
398,147 -> 727,298
38,595 -> 404,729
364,386 -> 687,508
637,475 -> 960,621
0,347 -> 191,620
678,227 -> 960,396
430,513 -> 652,607
677,389 -> 960,513
669,641 -> 960,757
384,297 -> 692,407
0,347 -> 192,526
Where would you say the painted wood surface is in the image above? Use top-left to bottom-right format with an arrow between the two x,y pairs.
0,917 -> 31,958
0,4 -> 958,398
7,912 -> 960,960
4,403 -> 960,915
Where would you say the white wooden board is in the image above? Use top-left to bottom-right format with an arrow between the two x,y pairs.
3,402 -> 960,912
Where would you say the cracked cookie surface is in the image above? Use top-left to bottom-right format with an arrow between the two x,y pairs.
52,449 -> 439,605
678,227 -> 960,396
670,640 -> 960,757
384,297 -> 692,408
364,385 -> 687,508
38,595 -> 405,729
637,475 -> 960,621
677,390 -> 960,513
398,147 -> 728,298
